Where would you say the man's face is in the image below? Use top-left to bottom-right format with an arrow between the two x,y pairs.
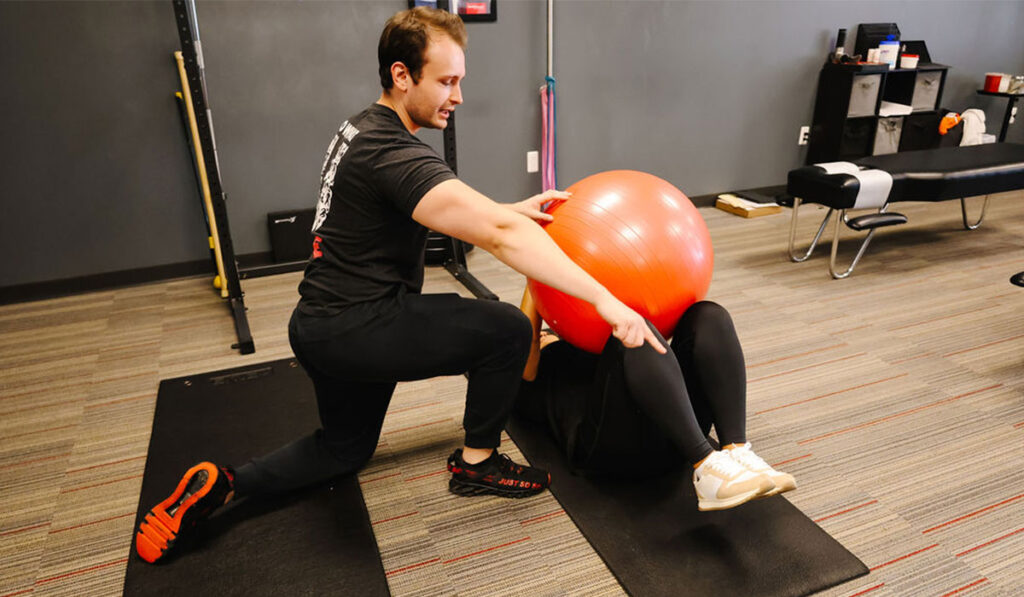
404,34 -> 465,130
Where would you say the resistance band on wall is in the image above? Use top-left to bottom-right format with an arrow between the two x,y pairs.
540,0 -> 556,193
540,76 -> 557,192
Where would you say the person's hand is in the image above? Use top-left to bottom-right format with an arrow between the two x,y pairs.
593,293 -> 667,353
510,189 -> 571,223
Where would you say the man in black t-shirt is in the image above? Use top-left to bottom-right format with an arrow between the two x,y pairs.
135,6 -> 663,564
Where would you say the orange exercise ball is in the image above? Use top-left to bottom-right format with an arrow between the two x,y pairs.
527,170 -> 713,353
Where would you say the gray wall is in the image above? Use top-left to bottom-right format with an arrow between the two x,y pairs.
3,0 -> 1023,288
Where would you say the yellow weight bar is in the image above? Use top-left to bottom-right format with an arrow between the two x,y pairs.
174,50 -> 228,298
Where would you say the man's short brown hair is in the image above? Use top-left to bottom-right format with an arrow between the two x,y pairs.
378,7 -> 467,90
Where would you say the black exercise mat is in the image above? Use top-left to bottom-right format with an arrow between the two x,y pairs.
506,415 -> 869,597
124,359 -> 390,597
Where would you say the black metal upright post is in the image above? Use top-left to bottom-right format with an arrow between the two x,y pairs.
439,113 -> 498,300
173,0 -> 255,354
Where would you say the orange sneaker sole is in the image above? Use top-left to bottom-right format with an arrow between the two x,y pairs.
135,462 -> 224,563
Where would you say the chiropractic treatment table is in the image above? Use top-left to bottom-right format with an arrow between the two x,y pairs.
784,143 -> 1024,278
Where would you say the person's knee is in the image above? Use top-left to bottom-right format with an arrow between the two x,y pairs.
679,301 -> 735,338
491,301 -> 533,354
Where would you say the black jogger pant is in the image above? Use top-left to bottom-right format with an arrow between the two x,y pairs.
233,292 -> 532,497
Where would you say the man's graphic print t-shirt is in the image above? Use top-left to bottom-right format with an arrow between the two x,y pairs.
298,104 -> 456,316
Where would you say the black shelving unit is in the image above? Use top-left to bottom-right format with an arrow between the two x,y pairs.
976,89 -> 1023,142
807,62 -> 950,164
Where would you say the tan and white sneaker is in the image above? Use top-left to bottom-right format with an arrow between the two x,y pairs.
727,443 -> 797,497
693,450 -> 774,511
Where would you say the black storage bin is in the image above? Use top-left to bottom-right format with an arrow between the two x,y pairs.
899,112 -> 942,151
839,118 -> 876,159
267,208 -> 315,263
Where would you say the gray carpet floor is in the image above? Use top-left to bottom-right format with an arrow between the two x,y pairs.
2,195 -> 1022,596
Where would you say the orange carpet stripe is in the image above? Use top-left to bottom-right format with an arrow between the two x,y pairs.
65,454 -> 146,474
84,393 -> 151,410
891,305 -> 998,331
833,324 -> 872,335
869,543 -> 939,570
923,492 -> 1024,534
0,522 -> 50,537
798,385 -> 1001,445
359,472 -> 402,486
34,557 -> 128,586
814,500 -> 878,523
890,352 -> 933,365
942,334 -> 1024,357
0,452 -> 73,470
384,558 -> 440,577
60,474 -> 143,494
442,537 -> 531,565
748,353 -> 866,384
0,399 -> 84,417
404,469 -> 447,482
819,276 -> 933,302
1,424 -> 77,441
746,343 -> 846,369
521,510 -> 565,525
955,527 -> 1024,557
387,401 -> 442,414
0,588 -> 35,597
770,454 -> 812,468
755,374 -> 907,415
49,512 -> 134,534
939,578 -> 988,597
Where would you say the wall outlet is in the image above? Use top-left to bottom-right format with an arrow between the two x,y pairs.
527,150 -> 539,173
798,126 -> 810,145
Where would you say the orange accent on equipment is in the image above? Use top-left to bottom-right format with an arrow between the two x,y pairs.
939,113 -> 962,135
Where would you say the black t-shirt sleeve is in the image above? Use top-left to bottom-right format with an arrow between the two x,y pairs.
372,140 -> 456,216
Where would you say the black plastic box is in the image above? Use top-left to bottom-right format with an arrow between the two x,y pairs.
267,208 -> 315,263
854,23 -> 901,60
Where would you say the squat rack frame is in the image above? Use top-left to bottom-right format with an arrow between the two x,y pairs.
172,0 -> 255,354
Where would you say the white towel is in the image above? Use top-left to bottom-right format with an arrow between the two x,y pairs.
813,162 -> 893,209
817,162 -> 860,175
960,109 -> 987,146
850,169 -> 893,209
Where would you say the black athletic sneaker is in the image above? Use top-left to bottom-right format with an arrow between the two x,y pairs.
135,462 -> 234,563
447,449 -> 551,498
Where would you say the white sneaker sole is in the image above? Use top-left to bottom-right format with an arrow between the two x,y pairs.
697,487 -> 764,511
760,478 -> 797,498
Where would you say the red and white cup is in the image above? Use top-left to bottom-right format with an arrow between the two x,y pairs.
900,54 -> 919,69
985,73 -> 1004,92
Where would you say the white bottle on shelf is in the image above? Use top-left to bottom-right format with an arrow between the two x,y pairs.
878,36 -> 900,69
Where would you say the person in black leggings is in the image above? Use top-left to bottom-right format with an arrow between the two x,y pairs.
517,290 -> 796,511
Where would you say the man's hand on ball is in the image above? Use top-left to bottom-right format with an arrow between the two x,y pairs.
510,189 -> 571,223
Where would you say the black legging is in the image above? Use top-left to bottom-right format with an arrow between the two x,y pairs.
518,301 -> 746,469
233,290 -> 532,497
611,300 -> 746,464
